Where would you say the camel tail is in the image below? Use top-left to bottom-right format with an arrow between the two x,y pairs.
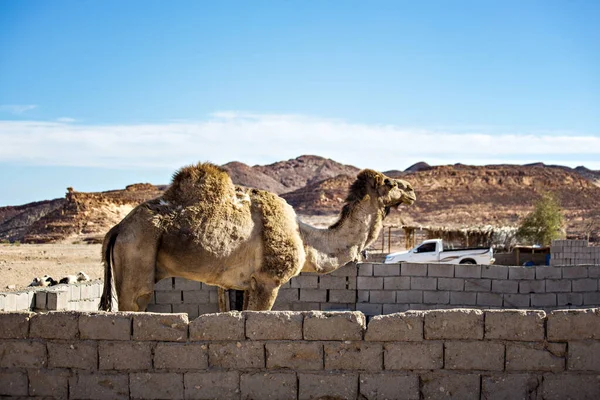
99,226 -> 119,311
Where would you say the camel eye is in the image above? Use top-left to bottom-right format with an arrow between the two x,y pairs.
384,179 -> 394,187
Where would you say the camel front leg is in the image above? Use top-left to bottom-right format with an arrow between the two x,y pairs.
245,276 -> 280,311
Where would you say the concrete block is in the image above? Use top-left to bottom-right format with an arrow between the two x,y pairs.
519,280 -> 545,293
266,342 -> 323,370
303,311 -> 365,340
485,310 -> 545,341
291,275 -> 319,288
424,309 -> 484,339
465,278 -> 491,292
298,372 -> 358,400
482,374 -> 541,400
588,266 -> 600,278
503,293 -> 530,308
373,264 -> 400,276
382,303 -> 410,314
174,277 -> 202,290
583,291 -> 600,305
401,263 -> 427,276
329,289 -> 356,303
482,265 -> 508,279
319,275 -> 347,289
450,291 -> 477,305
557,292 -> 583,306
154,343 -> 208,369
291,302 -> 320,311
14,291 -> 33,311
535,266 -> 561,279
34,291 -> 47,310
572,278 -> 598,292
0,340 -> 46,368
357,277 -> 384,290
356,303 -> 383,316
545,279 -> 571,292
46,288 -> 69,310
396,290 -> 422,304
133,312 -> 188,341
99,341 -> 152,370
69,373 -> 129,400
358,263 -> 373,276
567,341 -> 600,371
241,372 -> 297,400
547,309 -> 600,340
173,303 -> 200,319
197,303 -> 219,315
491,279 -> 518,293
542,374 -> 600,400
509,267 -> 535,280
370,290 -> 396,303
28,369 -> 69,398
0,312 -> 31,338
184,371 -> 239,400
209,342 -> 265,369
277,288 -> 299,302
410,277 -> 437,290
0,293 -> 16,311
154,278 -> 173,290
330,263 -> 357,276
182,290 -> 210,304
189,311 -> 244,341
366,311 -> 423,341
321,303 -> 355,311
347,275 -> 357,289
421,372 -> 480,400
477,292 -> 503,307
47,341 -> 97,369
0,371 -> 27,396
29,311 -> 79,339
146,303 -> 172,313
359,373 -> 419,400
384,342 -> 443,370
445,341 -> 505,370
427,263 -> 454,277
245,311 -> 303,340
506,342 -> 565,372
325,342 -> 382,371
79,312 -> 131,340
437,278 -> 464,291
423,290 -> 449,304
530,293 -> 556,307
130,372 -> 184,400
357,290 -> 369,303
562,266 -> 588,278
300,288 -> 327,302
455,264 -> 482,278
155,290 -> 182,304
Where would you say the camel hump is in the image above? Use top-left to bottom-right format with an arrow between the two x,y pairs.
163,162 -> 235,206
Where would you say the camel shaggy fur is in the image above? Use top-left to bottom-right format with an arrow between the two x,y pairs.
99,162 -> 415,312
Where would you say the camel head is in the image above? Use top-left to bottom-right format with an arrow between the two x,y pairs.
348,169 -> 416,212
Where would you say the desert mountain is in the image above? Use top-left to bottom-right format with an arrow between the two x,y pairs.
1,156 -> 599,243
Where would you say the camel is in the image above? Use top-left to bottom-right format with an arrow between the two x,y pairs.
99,162 -> 415,312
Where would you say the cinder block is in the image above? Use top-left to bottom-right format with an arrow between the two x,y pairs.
246,311 -> 303,340
47,341 -> 97,369
356,303 -> 383,316
209,342 -> 265,369
321,303 -> 355,311
329,289 -> 356,303
0,370 -> 27,396
557,292 -> 583,306
370,290 -> 396,303
79,312 -> 131,340
347,276 -> 357,289
482,374 -> 541,400
530,293 -> 556,307
492,279 -> 518,293
583,291 -> 600,305
384,277 -> 410,290
154,343 -> 208,369
519,280 -> 545,293
46,288 -> 69,310
506,342 -> 565,372
366,312 -> 423,341
503,293 -> 530,308
298,372 -> 358,400
357,290 -> 369,303
385,342 -> 443,370
133,313 -> 188,341
485,310 -> 545,341
303,311 -> 365,340
14,291 -> 33,311
183,290 -> 210,304
357,277 -> 384,290
130,372 -> 184,400
424,309 -> 483,339
545,279 -> 571,292
291,275 -> 319,288
241,372 -> 297,400
0,312 -> 32,339
174,278 -> 202,290
154,278 -> 173,290
588,266 -> 600,278
509,267 -> 535,280
69,373 -> 129,400
567,341 -> 600,371
184,371 -> 239,400
450,291 -> 477,305
396,290 -> 422,304
373,264 -> 400,276
277,288 -> 299,302
266,342 -> 323,370
401,263 -> 427,276
477,292 -> 503,307
410,276 -> 437,290
358,263 -> 373,276
465,278 -> 491,292
30,311 -> 79,339
189,311 -> 243,341
197,303 -> 219,315
34,291 -> 47,310
359,373 -> 419,400
155,290 -> 182,304
427,263 -> 454,277
28,369 -> 69,398
572,278 -> 598,292
382,304 -> 410,314
300,288 -> 327,302
482,265 -> 508,279
325,342 -> 382,371
319,275 -> 347,289
542,374 -> 600,400
445,341 -> 504,370
99,341 -> 152,370
146,304 -> 172,313
423,290 -> 449,304
291,302 -> 320,311
173,303 -> 200,319
547,309 -> 600,340
0,340 -> 46,368
535,266 -> 561,279
438,278 -> 464,291
562,266 -> 587,278
330,263 -> 357,276
455,264 -> 482,278
421,372 -> 480,400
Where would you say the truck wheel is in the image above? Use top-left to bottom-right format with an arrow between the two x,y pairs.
460,259 -> 476,265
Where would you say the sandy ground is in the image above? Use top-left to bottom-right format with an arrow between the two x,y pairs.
0,243 -> 103,291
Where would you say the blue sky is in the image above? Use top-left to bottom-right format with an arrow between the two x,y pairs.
1,0 -> 599,205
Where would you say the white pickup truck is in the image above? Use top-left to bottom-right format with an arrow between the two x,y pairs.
384,238 -> 495,265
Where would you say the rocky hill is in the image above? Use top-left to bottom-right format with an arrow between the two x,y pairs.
1,156 -> 599,243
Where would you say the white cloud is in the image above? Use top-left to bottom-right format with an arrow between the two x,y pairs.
56,117 -> 76,123
0,112 -> 599,171
0,104 -> 37,114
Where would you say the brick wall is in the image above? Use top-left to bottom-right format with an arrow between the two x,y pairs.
550,239 -> 600,266
0,309 -> 599,399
